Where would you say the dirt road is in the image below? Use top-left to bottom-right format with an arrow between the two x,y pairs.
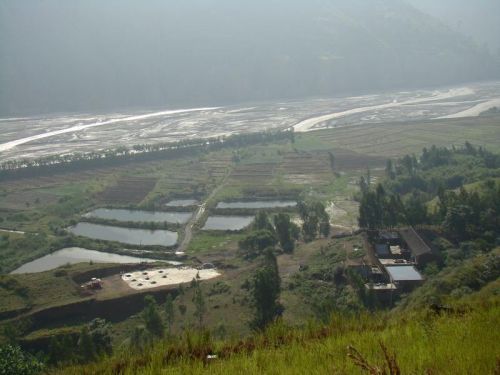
176,171 -> 230,253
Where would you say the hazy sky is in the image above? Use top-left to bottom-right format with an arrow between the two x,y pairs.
0,0 -> 499,116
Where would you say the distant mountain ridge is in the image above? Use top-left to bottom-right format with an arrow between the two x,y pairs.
0,0 -> 498,116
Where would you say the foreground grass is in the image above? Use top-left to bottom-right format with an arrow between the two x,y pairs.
56,299 -> 499,374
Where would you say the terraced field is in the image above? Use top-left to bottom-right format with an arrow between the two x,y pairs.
99,177 -> 158,205
300,116 -> 500,157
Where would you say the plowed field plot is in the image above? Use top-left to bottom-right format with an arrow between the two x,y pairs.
230,163 -> 278,181
168,168 -> 206,185
201,155 -> 233,178
330,149 -> 386,170
281,152 -> 331,174
278,152 -> 332,185
99,177 -> 158,204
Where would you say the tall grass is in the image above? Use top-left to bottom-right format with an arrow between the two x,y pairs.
55,298 -> 499,374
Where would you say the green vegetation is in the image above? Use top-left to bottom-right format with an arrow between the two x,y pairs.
142,296 -> 165,339
249,250 -> 282,331
297,200 -> 330,241
51,297 -> 499,374
359,144 -> 500,245
45,319 -> 112,366
0,344 -> 44,375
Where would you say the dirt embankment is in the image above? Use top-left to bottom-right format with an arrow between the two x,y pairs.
19,286 -> 179,352
29,287 -> 178,328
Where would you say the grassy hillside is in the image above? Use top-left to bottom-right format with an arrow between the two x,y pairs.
55,296 -> 499,374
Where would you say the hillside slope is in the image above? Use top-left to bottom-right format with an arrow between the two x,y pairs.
56,296 -> 499,374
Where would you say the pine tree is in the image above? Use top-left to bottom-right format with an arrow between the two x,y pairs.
192,282 -> 206,329
77,327 -> 96,362
385,159 -> 396,179
130,326 -> 148,351
254,211 -> 274,231
328,152 -> 335,172
274,213 -> 295,253
250,249 -> 282,330
164,294 -> 175,335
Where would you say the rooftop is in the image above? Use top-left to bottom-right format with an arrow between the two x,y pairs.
379,231 -> 400,241
375,244 -> 390,257
399,227 -> 432,257
386,265 -> 423,281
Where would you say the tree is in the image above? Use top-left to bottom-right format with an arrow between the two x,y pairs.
130,326 -> 149,351
0,345 -> 44,375
302,214 -> 319,242
328,152 -> 335,172
164,294 -> 175,335
385,159 -> 395,180
254,211 -> 273,231
443,205 -> 474,241
239,229 -> 277,257
77,327 -> 96,362
87,318 -> 112,357
192,281 -> 206,329
359,176 -> 369,194
404,191 -> 428,225
250,250 -> 282,330
298,200 -> 329,241
142,296 -> 164,338
320,217 -> 331,237
274,213 -> 295,253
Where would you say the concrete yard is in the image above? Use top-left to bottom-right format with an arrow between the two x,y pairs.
121,267 -> 221,290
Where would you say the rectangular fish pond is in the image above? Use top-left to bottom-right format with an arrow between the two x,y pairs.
69,222 -> 178,246
10,247 -> 170,274
85,208 -> 192,224
216,200 -> 297,209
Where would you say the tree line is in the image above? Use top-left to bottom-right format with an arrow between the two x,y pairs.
358,143 -> 500,246
0,130 -> 294,181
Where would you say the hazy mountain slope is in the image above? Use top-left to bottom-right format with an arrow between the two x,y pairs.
0,0 -> 498,116
406,0 -> 500,55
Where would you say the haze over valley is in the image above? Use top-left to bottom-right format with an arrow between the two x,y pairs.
1,0 -> 499,118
